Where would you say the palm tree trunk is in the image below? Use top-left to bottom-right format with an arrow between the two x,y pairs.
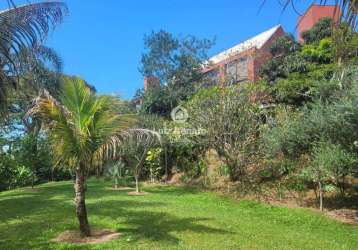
135,176 -> 139,193
318,181 -> 323,212
114,177 -> 118,189
74,167 -> 91,236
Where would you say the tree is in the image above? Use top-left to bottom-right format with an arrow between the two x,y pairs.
276,1 -> 357,65
260,25 -> 338,106
187,86 -> 262,181
0,1 -> 68,113
302,141 -> 354,211
301,18 -> 333,44
139,30 -> 214,116
269,33 -> 300,57
140,84 -> 172,116
120,129 -> 161,193
26,77 -> 128,236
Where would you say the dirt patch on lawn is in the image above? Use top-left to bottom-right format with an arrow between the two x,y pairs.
326,209 -> 358,225
106,187 -> 133,191
51,229 -> 120,244
167,172 -> 184,184
217,186 -> 358,225
21,187 -> 41,193
127,191 -> 149,196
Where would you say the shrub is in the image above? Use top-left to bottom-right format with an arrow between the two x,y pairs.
187,86 -> 262,181
301,18 -> 333,44
0,153 -> 17,191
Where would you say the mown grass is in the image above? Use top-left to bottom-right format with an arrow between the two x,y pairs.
0,179 -> 357,250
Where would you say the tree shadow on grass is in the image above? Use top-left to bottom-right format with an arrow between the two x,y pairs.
304,194 -> 358,210
122,211 -> 231,244
0,191 -> 168,249
94,201 -> 233,246
1,181 -> 231,248
147,186 -> 199,196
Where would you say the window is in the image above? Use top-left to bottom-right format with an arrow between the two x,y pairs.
203,69 -> 220,87
236,57 -> 248,82
224,57 -> 248,85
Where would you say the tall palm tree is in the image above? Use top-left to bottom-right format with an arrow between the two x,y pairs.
26,77 -> 130,236
0,1 -> 67,112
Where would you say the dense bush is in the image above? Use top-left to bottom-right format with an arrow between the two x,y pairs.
301,18 -> 333,44
262,64 -> 358,206
187,86 -> 262,181
0,153 -> 35,191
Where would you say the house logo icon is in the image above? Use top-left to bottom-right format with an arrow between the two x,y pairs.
171,106 -> 188,123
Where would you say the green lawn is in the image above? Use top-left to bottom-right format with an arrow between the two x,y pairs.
0,180 -> 357,250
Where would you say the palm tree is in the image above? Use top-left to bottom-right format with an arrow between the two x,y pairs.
0,1 -> 67,112
26,77 -> 129,236
120,129 -> 161,193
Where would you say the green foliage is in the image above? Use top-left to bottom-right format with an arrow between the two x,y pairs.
314,142 -> 354,182
269,33 -> 300,56
12,165 -> 33,187
0,133 -> 71,191
0,2 -> 67,113
0,153 -> 33,191
115,99 -> 136,115
0,153 -> 17,190
301,18 -> 333,44
263,108 -> 311,159
14,134 -> 48,184
283,54 -> 309,73
27,77 -> 129,171
138,30 -> 214,117
187,86 -> 262,181
105,161 -> 127,188
166,141 -> 206,177
140,85 -> 172,116
300,140 -> 353,209
260,21 -> 341,107
265,69 -> 358,160
300,38 -> 333,64
333,28 -> 358,64
119,129 -> 161,185
260,57 -> 287,83
145,148 -> 162,182
263,65 -> 358,202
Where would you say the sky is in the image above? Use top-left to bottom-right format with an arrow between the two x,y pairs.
10,0 -> 333,99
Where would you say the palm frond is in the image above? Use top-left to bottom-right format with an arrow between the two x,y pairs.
0,1 -> 67,115
26,77 -> 136,170
25,87 -> 81,167
15,45 -> 63,76
119,128 -> 162,159
33,45 -> 63,72
0,2 -> 68,64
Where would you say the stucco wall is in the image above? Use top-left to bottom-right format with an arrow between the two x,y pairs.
297,5 -> 341,43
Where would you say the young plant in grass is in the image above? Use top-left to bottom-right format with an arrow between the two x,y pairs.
105,161 -> 126,189
302,141 -> 353,211
120,129 -> 161,193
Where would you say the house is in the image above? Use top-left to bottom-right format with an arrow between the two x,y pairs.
202,25 -> 285,86
140,5 -> 341,92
